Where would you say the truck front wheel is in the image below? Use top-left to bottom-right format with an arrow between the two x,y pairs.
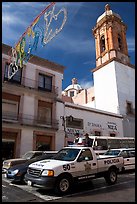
55,175 -> 72,195
105,168 -> 117,185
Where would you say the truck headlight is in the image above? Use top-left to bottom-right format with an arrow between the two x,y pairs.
41,170 -> 54,176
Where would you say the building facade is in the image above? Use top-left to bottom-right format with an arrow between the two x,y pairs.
64,102 -> 124,145
2,4 -> 135,159
62,4 -> 135,138
2,43 -> 66,159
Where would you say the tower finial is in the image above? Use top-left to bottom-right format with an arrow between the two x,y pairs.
105,4 -> 110,11
72,78 -> 77,85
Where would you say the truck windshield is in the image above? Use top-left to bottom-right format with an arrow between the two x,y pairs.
52,148 -> 80,161
104,150 -> 121,156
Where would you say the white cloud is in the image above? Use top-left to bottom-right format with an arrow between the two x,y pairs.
127,37 -> 135,52
2,12 -> 27,27
79,79 -> 93,89
49,33 -> 95,55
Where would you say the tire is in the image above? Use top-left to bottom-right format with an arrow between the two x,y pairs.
105,168 -> 117,185
55,175 -> 72,195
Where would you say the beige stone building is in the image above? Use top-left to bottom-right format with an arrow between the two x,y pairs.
2,43 -> 65,159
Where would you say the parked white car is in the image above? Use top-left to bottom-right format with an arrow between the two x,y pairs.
99,148 -> 135,171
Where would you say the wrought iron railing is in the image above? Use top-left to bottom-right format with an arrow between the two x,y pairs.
3,76 -> 58,96
2,111 -> 59,129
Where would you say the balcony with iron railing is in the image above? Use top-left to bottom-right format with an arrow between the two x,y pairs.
2,76 -> 59,98
2,111 -> 59,130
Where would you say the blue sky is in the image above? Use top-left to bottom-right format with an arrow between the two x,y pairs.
2,2 -> 135,90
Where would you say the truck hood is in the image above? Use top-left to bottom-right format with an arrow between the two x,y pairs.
29,159 -> 72,169
3,158 -> 26,163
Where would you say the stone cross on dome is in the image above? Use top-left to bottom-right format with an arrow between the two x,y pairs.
72,78 -> 78,85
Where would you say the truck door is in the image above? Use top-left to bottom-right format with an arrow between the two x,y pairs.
121,150 -> 135,170
73,148 -> 97,179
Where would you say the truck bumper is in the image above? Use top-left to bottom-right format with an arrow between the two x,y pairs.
25,173 -> 56,189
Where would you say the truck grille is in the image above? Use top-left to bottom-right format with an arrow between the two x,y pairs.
28,167 -> 42,177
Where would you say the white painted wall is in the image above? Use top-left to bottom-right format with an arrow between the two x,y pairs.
115,62 -> 135,115
65,102 -> 123,143
93,60 -> 135,115
93,61 -> 119,113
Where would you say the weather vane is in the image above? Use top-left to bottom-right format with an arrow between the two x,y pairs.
7,2 -> 67,80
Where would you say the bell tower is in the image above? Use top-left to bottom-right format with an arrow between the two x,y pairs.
92,4 -> 130,68
91,4 -> 135,122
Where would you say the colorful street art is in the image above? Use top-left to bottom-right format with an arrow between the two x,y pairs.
8,2 -> 67,79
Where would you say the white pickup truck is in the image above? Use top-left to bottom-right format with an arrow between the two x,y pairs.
25,146 -> 124,195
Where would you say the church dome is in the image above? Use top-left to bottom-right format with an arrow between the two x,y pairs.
63,78 -> 83,97
64,83 -> 82,91
64,78 -> 82,91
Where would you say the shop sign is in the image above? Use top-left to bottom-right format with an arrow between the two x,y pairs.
107,122 -> 117,131
87,122 -> 102,128
66,128 -> 83,138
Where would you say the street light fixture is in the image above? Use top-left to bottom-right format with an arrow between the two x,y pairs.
60,115 -> 74,146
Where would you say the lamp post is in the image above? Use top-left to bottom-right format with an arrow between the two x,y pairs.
60,115 -> 74,146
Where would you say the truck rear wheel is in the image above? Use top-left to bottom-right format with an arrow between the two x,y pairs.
105,168 -> 117,185
55,175 -> 72,195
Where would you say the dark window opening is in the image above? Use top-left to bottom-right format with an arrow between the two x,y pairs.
2,141 -> 15,161
70,91 -> 74,97
66,117 -> 83,129
93,139 -> 107,150
78,149 -> 93,161
126,102 -> 133,114
118,34 -> 122,51
110,133 -> 116,137
4,63 -> 22,84
94,131 -> 101,136
38,74 -> 52,92
100,35 -> 106,52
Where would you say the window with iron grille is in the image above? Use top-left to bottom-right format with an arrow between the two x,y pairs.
2,99 -> 19,120
4,63 -> 22,84
38,73 -> 52,92
38,101 -> 52,125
